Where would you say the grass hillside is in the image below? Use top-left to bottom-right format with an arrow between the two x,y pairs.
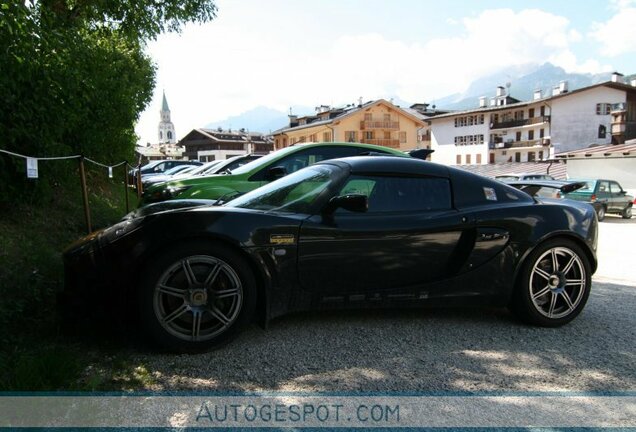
0,160 -> 143,389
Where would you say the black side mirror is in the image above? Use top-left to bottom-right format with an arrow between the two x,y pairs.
265,166 -> 287,181
323,194 -> 368,215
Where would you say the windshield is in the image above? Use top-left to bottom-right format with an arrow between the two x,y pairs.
230,146 -> 300,175
227,164 -> 340,213
164,165 -> 193,175
189,160 -> 222,175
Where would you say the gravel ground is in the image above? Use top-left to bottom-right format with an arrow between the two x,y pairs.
114,216 -> 636,392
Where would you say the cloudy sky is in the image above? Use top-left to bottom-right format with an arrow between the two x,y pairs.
135,0 -> 636,145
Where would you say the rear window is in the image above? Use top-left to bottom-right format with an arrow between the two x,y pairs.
452,169 -> 532,208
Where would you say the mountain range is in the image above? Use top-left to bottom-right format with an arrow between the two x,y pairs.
205,63 -> 632,133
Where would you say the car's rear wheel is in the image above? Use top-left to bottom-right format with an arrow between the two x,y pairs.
140,242 -> 256,352
596,205 -> 606,221
512,239 -> 591,327
622,205 -> 632,219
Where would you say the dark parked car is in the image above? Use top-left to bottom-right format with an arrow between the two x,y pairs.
563,179 -> 633,220
64,156 -> 598,352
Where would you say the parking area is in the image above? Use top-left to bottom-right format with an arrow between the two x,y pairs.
124,216 -> 636,392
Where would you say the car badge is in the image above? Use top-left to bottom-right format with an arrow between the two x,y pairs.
270,234 -> 295,245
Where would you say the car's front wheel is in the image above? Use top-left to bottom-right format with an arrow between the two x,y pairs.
622,205 -> 632,219
512,239 -> 591,327
140,242 -> 256,352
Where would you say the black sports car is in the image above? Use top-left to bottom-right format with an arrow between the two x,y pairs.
63,156 -> 598,352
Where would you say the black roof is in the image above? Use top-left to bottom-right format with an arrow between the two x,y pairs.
318,156 -> 450,177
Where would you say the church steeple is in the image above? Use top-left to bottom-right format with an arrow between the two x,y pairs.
158,90 -> 176,144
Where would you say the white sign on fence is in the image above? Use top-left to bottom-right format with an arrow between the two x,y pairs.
26,158 -> 38,179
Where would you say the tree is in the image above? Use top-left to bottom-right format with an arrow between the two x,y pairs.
0,0 -> 217,200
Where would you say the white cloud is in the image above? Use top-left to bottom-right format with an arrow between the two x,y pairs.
135,7 -> 605,145
609,0 -> 636,10
590,7 -> 636,57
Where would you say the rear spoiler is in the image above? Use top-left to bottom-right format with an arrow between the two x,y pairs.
508,180 -> 587,197
408,149 -> 434,160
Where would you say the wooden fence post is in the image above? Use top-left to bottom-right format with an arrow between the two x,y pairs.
123,162 -> 130,214
136,164 -> 143,199
78,156 -> 92,234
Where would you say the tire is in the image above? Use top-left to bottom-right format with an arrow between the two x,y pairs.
596,205 -> 606,221
622,205 -> 632,219
511,238 -> 592,327
139,241 -> 256,352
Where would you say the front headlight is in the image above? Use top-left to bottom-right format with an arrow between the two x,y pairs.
145,185 -> 192,202
98,218 -> 145,245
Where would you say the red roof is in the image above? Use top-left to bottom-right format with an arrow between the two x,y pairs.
555,143 -> 636,159
455,161 -> 567,180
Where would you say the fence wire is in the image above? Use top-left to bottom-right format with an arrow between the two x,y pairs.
0,148 -> 143,233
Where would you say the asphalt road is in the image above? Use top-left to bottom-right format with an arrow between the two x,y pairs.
122,216 -> 636,392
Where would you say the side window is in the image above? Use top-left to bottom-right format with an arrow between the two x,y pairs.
337,175 -> 452,213
610,182 -> 622,194
598,181 -> 610,195
154,162 -> 167,173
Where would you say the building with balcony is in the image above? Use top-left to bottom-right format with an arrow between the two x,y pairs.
179,128 -> 273,161
428,73 -> 636,165
271,99 -> 426,152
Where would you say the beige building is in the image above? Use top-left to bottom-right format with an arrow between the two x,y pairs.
272,99 -> 426,152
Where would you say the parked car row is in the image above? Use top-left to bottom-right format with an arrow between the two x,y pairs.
140,154 -> 262,189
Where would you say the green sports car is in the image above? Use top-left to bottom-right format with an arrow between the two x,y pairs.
141,142 -> 412,205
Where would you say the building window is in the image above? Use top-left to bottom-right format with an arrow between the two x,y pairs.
516,131 -> 522,141
466,154 -> 472,164
364,113 -> 372,121
383,113 -> 391,122
159,131 -> 163,139
515,152 -> 521,162
456,154 -> 461,164
529,108 -> 535,118
167,131 -> 173,140
502,151 -> 507,155
598,125 -> 607,139
540,105 -> 545,116
514,110 -> 524,120
365,131 -> 374,140
528,152 -> 536,162
399,131 -> 407,143
540,128 -> 545,138
323,132 -> 332,142
596,103 -> 611,115
310,134 -> 317,142
538,151 -> 543,160
528,130 -> 534,140
384,131 -> 391,139
345,131 -> 356,142
476,154 -> 482,164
